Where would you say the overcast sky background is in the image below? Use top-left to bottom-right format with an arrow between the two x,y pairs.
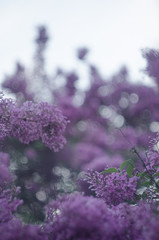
0,0 -> 159,87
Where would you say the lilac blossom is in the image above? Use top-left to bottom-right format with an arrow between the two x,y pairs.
112,202 -> 159,240
43,193 -> 122,240
85,170 -> 138,205
143,48 -> 159,85
43,193 -> 159,240
0,93 -> 68,151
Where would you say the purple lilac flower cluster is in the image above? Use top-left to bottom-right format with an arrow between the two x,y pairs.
143,48 -> 159,85
43,193 -> 159,240
43,193 -> 122,240
111,201 -> 159,240
0,93 -> 68,151
85,170 -> 138,205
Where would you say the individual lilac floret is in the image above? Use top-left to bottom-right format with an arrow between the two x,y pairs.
43,193 -> 122,240
85,170 -> 138,206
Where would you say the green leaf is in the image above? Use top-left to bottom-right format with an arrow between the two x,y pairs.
120,160 -> 131,171
126,162 -> 134,177
153,172 -> 159,177
141,181 -> 151,187
137,172 -> 148,178
101,168 -> 118,174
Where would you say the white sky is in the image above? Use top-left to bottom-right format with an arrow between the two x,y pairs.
0,0 -> 159,86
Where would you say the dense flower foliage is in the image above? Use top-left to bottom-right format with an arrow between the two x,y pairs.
111,202 -> 159,240
43,193 -> 122,240
43,193 -> 159,240
0,220 -> 47,240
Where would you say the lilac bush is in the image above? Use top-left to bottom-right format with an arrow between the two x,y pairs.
1,25 -> 159,239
